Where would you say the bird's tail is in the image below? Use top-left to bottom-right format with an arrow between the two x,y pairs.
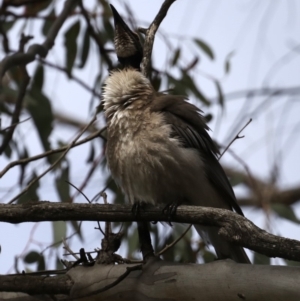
194,224 -> 251,264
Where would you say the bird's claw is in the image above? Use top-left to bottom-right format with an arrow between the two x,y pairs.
131,201 -> 146,216
162,202 -> 180,226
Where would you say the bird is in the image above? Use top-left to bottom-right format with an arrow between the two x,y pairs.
102,5 -> 250,264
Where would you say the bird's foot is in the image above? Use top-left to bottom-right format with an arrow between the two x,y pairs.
131,201 -> 147,216
162,201 -> 181,226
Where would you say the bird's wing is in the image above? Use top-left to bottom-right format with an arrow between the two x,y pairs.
151,94 -> 244,216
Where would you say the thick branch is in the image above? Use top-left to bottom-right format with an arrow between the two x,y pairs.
141,0 -> 176,77
0,203 -> 300,261
1,261 -> 300,300
0,274 -> 72,295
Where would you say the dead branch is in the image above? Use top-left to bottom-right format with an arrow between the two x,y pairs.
140,0 -> 176,77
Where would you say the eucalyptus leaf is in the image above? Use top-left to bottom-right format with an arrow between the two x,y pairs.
194,39 -> 214,60
64,20 -> 81,75
52,221 -> 67,248
272,204 -> 300,224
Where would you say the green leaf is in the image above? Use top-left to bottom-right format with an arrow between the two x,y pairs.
224,51 -> 235,75
52,221 -> 67,248
19,147 -> 29,186
284,259 -> 300,266
202,249 -> 216,263
37,254 -> 45,271
107,177 -> 124,205
214,80 -> 224,109
102,19 -> 114,43
2,21 -> 15,33
167,74 -> 187,96
42,8 -> 56,37
24,251 -> 40,263
25,0 -> 52,15
229,174 -> 245,187
127,226 -> 139,259
69,221 -> 83,241
194,39 -> 214,60
78,26 -> 90,68
0,132 -> 12,158
171,48 -> 181,66
18,172 -> 40,204
27,90 -> 53,153
56,256 -> 64,270
272,204 -> 300,224
31,65 -> 44,91
64,20 -> 81,75
55,164 -> 70,202
86,143 -> 95,163
182,72 -> 210,105
151,74 -> 161,91
253,252 -> 270,265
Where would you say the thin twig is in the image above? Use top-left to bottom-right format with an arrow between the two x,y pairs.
66,181 -> 91,204
62,238 -> 79,261
226,148 -> 262,206
140,0 -> 176,77
38,58 -> 102,99
0,117 -> 31,133
210,86 -> 300,103
0,127 -> 106,178
69,154 -> 104,203
67,179 -> 105,235
8,114 -> 97,204
219,118 -> 252,159
156,224 -> 192,256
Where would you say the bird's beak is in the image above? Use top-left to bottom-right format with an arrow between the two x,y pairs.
110,4 -> 143,69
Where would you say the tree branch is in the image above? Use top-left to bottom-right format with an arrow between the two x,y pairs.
38,58 -> 102,99
140,0 -> 176,77
8,115 -> 97,203
1,203 -> 300,261
0,127 -> 106,178
210,86 -> 300,103
0,0 -> 80,83
1,261 -> 300,300
0,274 -> 72,295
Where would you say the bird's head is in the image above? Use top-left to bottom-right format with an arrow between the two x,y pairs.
110,5 -> 143,70
102,68 -> 153,120
102,6 -> 150,121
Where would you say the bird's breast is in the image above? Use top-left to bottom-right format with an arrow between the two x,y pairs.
106,109 -> 186,204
